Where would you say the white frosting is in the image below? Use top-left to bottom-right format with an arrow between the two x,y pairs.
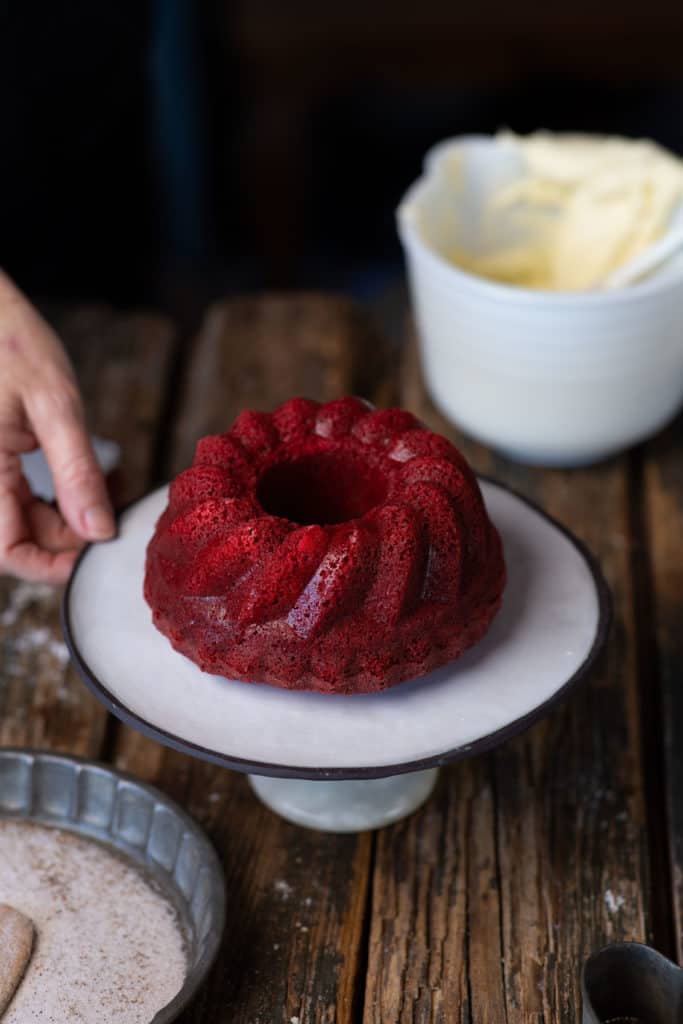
454,131 -> 683,290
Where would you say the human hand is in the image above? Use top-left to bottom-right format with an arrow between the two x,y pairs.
0,271 -> 115,583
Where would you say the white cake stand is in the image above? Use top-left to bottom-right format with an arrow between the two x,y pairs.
62,480 -> 610,833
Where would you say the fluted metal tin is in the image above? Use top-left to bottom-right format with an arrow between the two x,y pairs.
0,749 -> 225,1023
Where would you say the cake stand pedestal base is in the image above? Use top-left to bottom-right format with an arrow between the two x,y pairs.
64,480 -> 609,836
248,768 -> 440,832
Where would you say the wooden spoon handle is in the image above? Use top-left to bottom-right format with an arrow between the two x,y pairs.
0,905 -> 34,1017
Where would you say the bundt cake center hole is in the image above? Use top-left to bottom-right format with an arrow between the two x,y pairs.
257,451 -> 388,526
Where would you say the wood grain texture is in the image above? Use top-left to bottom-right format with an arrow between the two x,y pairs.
171,293 -> 388,475
113,293 -> 386,1024
642,419 -> 683,963
0,306 -> 175,757
363,336 -> 650,1023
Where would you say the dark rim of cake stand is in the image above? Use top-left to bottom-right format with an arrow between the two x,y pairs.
62,476 -> 612,781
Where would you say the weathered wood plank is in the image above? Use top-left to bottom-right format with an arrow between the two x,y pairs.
642,419 -> 683,962
171,293 -> 388,474
0,306 -> 175,756
113,294 -> 386,1024
363,336 -> 649,1023
364,759 -> 502,1024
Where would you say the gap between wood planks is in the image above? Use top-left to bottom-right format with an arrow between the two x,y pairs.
147,316 -> 196,492
351,835 -> 378,1024
626,449 -> 677,961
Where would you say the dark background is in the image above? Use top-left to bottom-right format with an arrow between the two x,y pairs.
2,0 -> 683,322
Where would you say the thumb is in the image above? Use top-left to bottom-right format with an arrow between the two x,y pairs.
28,384 -> 115,542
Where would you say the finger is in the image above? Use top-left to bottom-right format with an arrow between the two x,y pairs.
27,501 -> 84,553
27,386 -> 115,541
3,538 -> 78,583
0,423 -> 37,454
0,490 -> 79,583
0,448 -> 22,496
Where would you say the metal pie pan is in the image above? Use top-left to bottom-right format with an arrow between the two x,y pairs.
0,748 -> 225,1023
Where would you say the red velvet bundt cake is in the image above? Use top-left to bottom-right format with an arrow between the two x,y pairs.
144,397 -> 506,694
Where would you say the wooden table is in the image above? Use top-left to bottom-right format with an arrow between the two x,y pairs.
1,293 -> 681,1022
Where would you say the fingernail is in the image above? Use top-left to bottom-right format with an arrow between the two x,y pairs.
83,505 -> 115,540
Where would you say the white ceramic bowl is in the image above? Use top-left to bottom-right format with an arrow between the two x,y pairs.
397,134 -> 683,466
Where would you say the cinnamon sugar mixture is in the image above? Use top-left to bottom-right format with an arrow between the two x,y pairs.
0,821 -> 187,1022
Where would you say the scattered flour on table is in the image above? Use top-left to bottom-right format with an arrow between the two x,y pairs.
0,583 -> 54,627
0,821 -> 187,1023
604,888 -> 625,914
10,628 -> 69,664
